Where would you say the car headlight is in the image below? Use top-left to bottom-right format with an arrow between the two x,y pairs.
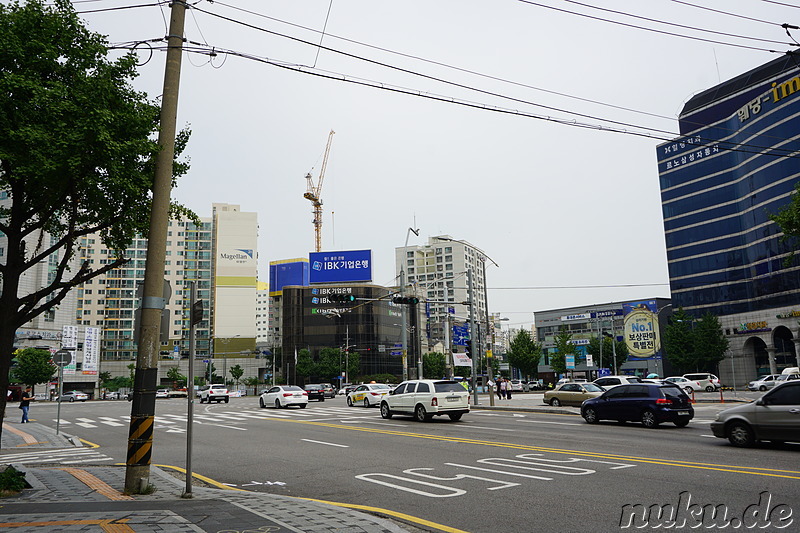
714,413 -> 721,421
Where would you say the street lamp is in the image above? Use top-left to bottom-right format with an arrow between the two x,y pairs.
217,334 -> 240,385
400,227 -> 420,381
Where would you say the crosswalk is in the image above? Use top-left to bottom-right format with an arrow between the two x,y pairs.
52,406 -> 380,432
0,447 -> 113,465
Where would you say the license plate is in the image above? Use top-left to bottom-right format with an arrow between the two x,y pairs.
447,396 -> 461,402
677,410 -> 689,416
293,393 -> 302,398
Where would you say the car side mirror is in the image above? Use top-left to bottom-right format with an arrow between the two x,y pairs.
756,398 -> 766,406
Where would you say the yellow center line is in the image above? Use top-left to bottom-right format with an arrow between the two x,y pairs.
0,518 -> 132,531
267,418 -> 800,479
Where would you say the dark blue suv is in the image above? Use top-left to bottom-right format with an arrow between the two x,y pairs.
581,383 -> 693,428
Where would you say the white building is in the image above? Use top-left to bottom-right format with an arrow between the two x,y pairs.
395,235 -> 488,352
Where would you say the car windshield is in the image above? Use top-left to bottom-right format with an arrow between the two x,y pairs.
305,385 -> 322,390
283,386 -> 303,391
626,377 -> 642,383
582,383 -> 604,392
434,381 -> 466,393
660,385 -> 687,399
370,384 -> 390,389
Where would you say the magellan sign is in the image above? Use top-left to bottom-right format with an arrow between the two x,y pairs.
219,249 -> 254,263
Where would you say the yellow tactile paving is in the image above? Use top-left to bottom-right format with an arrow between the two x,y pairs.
4,425 -> 39,446
0,518 -> 132,531
57,467 -> 134,501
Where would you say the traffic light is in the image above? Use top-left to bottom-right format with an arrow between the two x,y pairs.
464,341 -> 472,358
329,294 -> 356,303
392,296 -> 419,305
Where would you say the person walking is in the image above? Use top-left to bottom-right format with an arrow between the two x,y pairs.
506,379 -> 513,400
19,386 -> 33,423
495,378 -> 503,400
499,378 -> 507,399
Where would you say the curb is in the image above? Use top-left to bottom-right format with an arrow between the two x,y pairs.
471,405 -> 579,415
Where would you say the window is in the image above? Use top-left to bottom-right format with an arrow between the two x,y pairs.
417,382 -> 430,393
406,251 -> 414,258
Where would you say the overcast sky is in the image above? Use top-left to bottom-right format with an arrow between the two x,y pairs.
68,0 -> 800,326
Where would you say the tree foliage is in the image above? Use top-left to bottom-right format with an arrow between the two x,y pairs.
586,335 -> 629,372
229,364 -> 244,388
423,352 -> 447,379
770,181 -> 800,264
166,367 -> 186,388
663,308 -> 729,373
549,326 -> 574,375
10,348 -> 56,386
0,0 -> 193,431
507,330 -> 541,379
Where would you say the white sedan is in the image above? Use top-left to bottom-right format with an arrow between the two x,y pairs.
347,383 -> 391,407
60,391 -> 89,402
664,376 -> 703,394
259,385 -> 308,409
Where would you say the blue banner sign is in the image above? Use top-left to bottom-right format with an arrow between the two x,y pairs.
452,324 -> 469,346
309,250 -> 372,284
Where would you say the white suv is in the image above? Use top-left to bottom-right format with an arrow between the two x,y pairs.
380,379 -> 469,422
593,375 -> 643,390
199,384 -> 229,403
683,373 -> 721,392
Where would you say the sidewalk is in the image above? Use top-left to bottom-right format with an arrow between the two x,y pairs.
0,422 -> 429,533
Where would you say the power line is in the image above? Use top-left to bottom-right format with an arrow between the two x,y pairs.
668,0 -> 781,26
517,0 -> 788,53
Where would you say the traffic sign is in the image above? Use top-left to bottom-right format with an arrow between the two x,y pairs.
54,349 -> 72,367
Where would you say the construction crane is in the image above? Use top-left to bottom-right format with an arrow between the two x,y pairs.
304,130 -> 335,253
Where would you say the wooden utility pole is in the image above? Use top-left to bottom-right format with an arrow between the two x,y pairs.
124,0 -> 187,494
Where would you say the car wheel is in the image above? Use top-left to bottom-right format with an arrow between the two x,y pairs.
380,402 -> 393,419
224,398 -> 229,403
684,387 -> 693,395
583,407 -> 598,424
199,397 -> 205,404
550,398 -> 561,407
414,404 -> 430,422
727,421 -> 755,447
259,398 -> 265,408
759,385 -> 767,391
641,409 -> 658,428
274,399 -> 282,409
673,419 -> 690,428
69,397 -> 75,402
346,397 -> 353,407
448,413 -> 463,422
363,398 -> 371,408
320,398 -> 325,402
299,404 -> 307,409
705,385 -> 715,392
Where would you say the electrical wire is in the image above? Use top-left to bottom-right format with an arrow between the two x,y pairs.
516,0 -> 787,53
75,2 -> 168,15
762,0 -> 800,9
668,0 -> 779,26
111,40 -> 800,161
558,0 -> 793,46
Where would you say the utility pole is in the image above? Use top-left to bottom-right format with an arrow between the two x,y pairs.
467,268 -> 478,405
124,0 -> 187,494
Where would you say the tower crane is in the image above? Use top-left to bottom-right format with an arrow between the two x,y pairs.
304,130 -> 335,253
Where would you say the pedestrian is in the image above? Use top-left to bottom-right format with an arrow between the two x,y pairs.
499,378 -> 507,399
506,379 -> 513,400
19,386 -> 33,423
495,379 -> 503,400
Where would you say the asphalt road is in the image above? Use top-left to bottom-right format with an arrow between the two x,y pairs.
19,396 -> 800,533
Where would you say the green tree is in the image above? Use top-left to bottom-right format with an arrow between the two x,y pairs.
663,308 -> 698,372
243,376 -> 260,395
423,352 -> 447,379
229,364 -> 244,389
507,330 -> 541,379
770,181 -> 800,264
99,371 -> 112,387
316,347 -> 343,380
166,367 -> 186,388
295,349 -> 315,383
550,325 -> 573,375
10,348 -> 56,387
345,350 -> 361,382
693,312 -> 729,371
0,0 -> 192,433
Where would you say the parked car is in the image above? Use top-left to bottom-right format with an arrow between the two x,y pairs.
155,389 -> 170,399
507,380 -> 524,392
682,373 -> 721,392
347,383 -> 391,407
169,388 -> 189,398
103,391 -> 121,400
337,384 -> 352,396
663,376 -> 703,394
523,380 -> 544,392
380,379 -> 469,422
593,375 -> 643,390
259,385 -> 308,409
581,383 -> 694,428
198,384 -> 229,404
543,383 -> 605,406
320,383 -> 336,398
710,381 -> 800,447
60,391 -> 89,402
304,384 -> 326,402
773,373 -> 800,385
747,374 -> 781,392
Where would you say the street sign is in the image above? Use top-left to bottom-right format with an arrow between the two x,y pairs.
566,354 -> 575,369
54,349 -> 72,367
390,350 -> 402,356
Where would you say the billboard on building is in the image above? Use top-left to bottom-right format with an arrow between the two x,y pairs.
82,327 -> 101,375
309,250 -> 372,284
622,300 -> 660,360
61,325 -> 78,375
269,259 -> 309,296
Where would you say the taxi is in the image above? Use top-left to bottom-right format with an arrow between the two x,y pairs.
346,383 -> 392,408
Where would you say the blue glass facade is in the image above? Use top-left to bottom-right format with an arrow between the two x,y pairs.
658,56 -> 800,317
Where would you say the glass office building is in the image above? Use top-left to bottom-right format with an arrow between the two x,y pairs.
657,54 -> 800,381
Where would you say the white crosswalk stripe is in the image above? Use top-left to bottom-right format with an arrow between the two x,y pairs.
0,447 -> 113,465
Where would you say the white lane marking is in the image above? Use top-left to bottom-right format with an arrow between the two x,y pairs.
207,424 -> 247,431
341,420 -> 410,427
356,473 -> 467,498
701,434 -> 717,438
301,439 -> 349,448
97,417 -> 125,427
515,419 -> 581,426
444,463 -> 552,481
